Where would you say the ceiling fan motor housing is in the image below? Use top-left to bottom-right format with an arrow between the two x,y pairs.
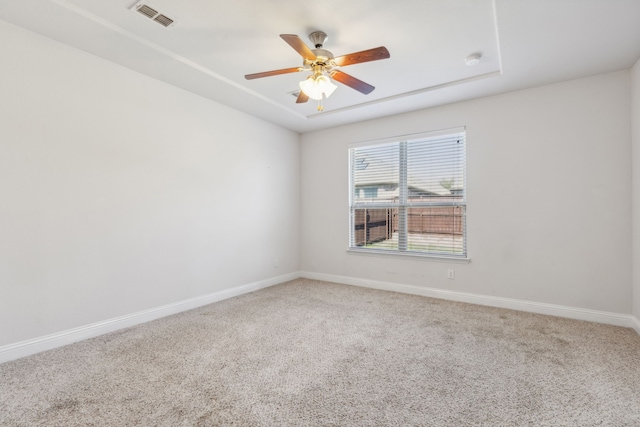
306,32 -> 334,68
311,48 -> 334,63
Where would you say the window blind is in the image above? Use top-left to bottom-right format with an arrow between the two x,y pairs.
349,131 -> 466,257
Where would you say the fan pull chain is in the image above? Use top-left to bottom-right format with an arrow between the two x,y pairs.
317,98 -> 324,111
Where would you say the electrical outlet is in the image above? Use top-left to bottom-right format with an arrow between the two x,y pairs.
273,259 -> 279,268
447,269 -> 455,279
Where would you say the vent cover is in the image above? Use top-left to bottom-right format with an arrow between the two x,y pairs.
153,14 -> 174,27
131,2 -> 176,28
136,4 -> 157,19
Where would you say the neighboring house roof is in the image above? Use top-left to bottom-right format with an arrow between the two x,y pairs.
353,152 -> 462,197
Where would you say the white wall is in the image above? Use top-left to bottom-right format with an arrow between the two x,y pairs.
632,58 -> 640,324
301,71 -> 632,315
0,21 -> 300,347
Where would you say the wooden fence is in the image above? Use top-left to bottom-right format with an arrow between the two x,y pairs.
353,206 -> 464,246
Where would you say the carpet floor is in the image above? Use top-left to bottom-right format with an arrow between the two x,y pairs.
1,278 -> 639,426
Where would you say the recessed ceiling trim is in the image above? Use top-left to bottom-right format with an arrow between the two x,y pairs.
307,70 -> 502,119
308,0 -> 503,120
491,0 -> 504,71
48,0 -> 307,120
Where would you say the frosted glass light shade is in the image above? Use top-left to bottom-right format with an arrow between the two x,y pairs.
300,74 -> 337,100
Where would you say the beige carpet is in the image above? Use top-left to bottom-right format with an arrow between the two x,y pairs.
1,278 -> 639,426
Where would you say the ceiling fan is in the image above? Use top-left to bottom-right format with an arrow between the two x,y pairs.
245,31 -> 390,110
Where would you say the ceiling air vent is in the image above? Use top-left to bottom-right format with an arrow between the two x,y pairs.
153,14 -> 174,27
135,4 -> 157,19
131,2 -> 176,28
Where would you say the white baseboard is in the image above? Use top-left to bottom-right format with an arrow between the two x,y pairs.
3,271 -> 637,365
632,316 -> 640,335
301,271 -> 637,330
0,271 -> 300,364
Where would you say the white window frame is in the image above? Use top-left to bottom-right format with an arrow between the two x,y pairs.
348,128 -> 468,260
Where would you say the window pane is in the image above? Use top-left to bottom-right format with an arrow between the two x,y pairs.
352,208 -> 396,249
407,135 -> 465,202
352,207 -> 465,255
406,206 -> 465,255
352,142 -> 399,204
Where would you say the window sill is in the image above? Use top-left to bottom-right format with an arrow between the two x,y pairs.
347,247 -> 470,263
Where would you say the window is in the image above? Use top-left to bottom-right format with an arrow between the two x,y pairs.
349,129 -> 466,258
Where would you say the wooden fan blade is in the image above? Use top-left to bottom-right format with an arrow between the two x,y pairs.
333,46 -> 390,67
331,71 -> 375,95
280,34 -> 316,61
296,91 -> 309,103
245,67 -> 301,80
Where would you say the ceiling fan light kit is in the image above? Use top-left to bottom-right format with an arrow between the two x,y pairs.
245,31 -> 390,111
299,73 -> 337,111
300,72 -> 337,99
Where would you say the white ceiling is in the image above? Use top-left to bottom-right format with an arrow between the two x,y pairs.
1,0 -> 639,133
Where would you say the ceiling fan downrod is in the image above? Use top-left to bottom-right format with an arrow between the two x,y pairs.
309,31 -> 328,49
